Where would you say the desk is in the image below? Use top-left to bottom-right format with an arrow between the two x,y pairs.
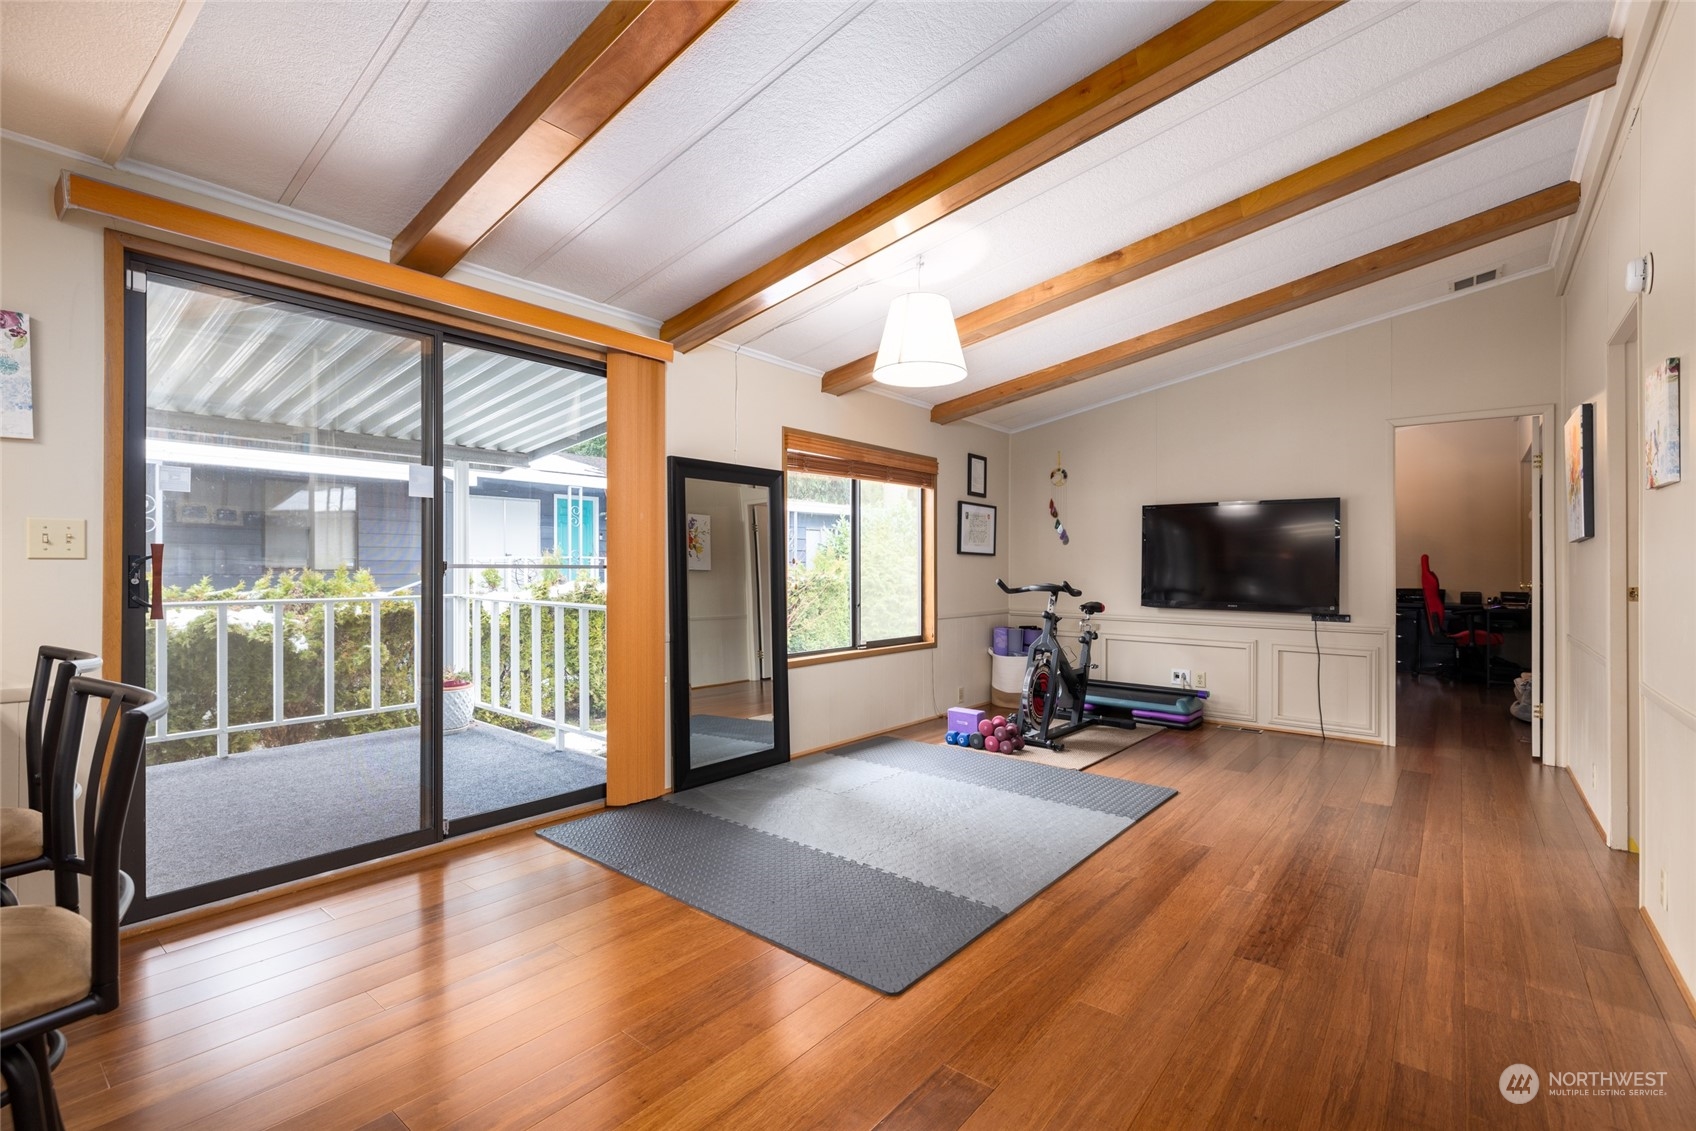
1447,603 -> 1531,685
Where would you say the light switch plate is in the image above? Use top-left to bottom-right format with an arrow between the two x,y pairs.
27,518 -> 87,559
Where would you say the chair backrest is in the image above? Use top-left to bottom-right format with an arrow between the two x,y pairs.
22,646 -> 100,812
1419,554 -> 1446,635
48,676 -> 164,999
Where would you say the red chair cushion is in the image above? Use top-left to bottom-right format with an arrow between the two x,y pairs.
1448,630 -> 1504,647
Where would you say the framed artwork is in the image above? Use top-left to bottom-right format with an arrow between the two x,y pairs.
957,501 -> 996,555
685,513 -> 711,570
1565,403 -> 1594,542
1644,357 -> 1680,489
1,310 -> 34,440
966,452 -> 988,498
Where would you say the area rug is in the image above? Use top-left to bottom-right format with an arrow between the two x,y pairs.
538,737 -> 1175,993
984,724 -> 1159,771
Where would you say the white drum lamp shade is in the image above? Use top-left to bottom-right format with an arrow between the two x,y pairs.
872,292 -> 967,388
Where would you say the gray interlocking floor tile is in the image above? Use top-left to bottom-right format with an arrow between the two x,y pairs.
539,738 -> 1177,994
541,802 -> 1000,993
837,738 -> 1178,819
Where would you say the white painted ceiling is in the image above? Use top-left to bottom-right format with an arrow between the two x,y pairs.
3,0 -> 1618,430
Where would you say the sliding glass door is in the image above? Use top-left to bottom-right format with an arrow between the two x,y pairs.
439,339 -> 609,828
120,257 -> 606,918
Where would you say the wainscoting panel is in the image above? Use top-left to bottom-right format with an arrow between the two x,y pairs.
1270,642 -> 1379,738
1104,635 -> 1257,722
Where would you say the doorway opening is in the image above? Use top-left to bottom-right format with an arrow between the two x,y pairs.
1604,304 -> 1642,852
1392,412 -> 1547,755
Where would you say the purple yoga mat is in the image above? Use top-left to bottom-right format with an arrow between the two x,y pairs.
1133,708 -> 1204,725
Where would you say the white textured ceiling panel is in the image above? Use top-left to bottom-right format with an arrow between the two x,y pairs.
289,1 -> 606,236
971,225 -> 1558,431
128,0 -> 411,202
719,0 -> 1611,370
930,103 -> 1585,402
0,1 -> 181,156
472,1 -> 1206,307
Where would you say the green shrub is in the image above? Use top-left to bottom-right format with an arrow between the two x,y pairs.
146,567 -> 607,765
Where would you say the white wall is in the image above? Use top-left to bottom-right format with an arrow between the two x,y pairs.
1394,417 -> 1529,598
682,478 -> 754,688
1557,0 -> 1695,996
1008,273 -> 1562,744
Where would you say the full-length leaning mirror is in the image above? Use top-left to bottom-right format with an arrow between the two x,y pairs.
668,457 -> 789,790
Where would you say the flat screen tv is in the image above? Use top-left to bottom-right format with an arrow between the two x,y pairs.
1142,498 -> 1340,614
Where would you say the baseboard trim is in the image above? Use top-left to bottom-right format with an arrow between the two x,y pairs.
120,798 -> 605,940
1565,765 -> 1611,845
1639,906 -> 1696,1024
1208,719 -> 1383,747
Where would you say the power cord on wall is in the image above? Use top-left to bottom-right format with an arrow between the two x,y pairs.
1312,617 -> 1327,742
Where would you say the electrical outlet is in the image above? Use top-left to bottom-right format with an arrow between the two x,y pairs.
27,518 -> 86,560
1170,668 -> 1190,687
1193,672 -> 1207,689
955,686 -> 965,704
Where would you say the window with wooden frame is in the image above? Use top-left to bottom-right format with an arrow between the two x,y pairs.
782,429 -> 937,662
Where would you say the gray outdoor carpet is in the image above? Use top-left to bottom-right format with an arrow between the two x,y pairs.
539,736 -> 1176,993
147,723 -> 605,894
687,714 -> 775,766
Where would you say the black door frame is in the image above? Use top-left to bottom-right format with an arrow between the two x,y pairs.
668,457 -> 790,791
118,252 -> 606,921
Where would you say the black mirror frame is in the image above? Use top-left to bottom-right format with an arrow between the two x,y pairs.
668,456 -> 790,791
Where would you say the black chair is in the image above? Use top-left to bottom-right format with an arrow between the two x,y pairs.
1,677 -> 163,1131
1,647 -> 100,909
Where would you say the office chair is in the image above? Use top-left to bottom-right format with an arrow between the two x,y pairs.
1,647 -> 100,909
1,677 -> 164,1131
1419,554 -> 1503,681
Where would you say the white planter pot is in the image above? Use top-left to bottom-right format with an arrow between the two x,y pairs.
443,685 -> 475,734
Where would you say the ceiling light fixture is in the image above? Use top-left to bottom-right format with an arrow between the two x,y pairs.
872,259 -> 966,388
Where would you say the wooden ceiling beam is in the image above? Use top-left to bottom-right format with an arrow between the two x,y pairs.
392,0 -> 735,276
828,36 -> 1620,396
659,0 -> 1343,353
928,181 -> 1580,425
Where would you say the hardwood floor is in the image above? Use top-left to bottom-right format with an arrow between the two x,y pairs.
689,679 -> 773,719
40,677 -> 1696,1129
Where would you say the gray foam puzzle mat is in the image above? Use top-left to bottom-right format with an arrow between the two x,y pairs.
539,739 -> 1175,992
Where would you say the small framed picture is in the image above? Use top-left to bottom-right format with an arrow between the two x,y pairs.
966,452 -> 988,498
957,501 -> 996,555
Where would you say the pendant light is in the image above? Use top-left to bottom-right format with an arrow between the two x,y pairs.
872,259 -> 966,388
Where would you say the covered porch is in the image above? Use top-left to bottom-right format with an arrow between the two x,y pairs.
144,721 -> 604,895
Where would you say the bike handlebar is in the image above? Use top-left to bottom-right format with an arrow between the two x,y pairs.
996,579 -> 1082,597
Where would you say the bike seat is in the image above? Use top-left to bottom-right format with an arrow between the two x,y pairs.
1080,601 -> 1106,615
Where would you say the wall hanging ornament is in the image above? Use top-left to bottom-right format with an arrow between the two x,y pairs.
1049,454 -> 1069,545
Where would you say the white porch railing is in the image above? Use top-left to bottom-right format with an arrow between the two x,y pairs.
461,595 -> 604,751
148,592 -> 604,756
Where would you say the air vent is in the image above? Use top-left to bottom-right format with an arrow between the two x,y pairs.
1452,266 -> 1504,292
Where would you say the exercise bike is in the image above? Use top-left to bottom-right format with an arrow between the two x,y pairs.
998,579 -> 1136,750
999,579 -> 1207,750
